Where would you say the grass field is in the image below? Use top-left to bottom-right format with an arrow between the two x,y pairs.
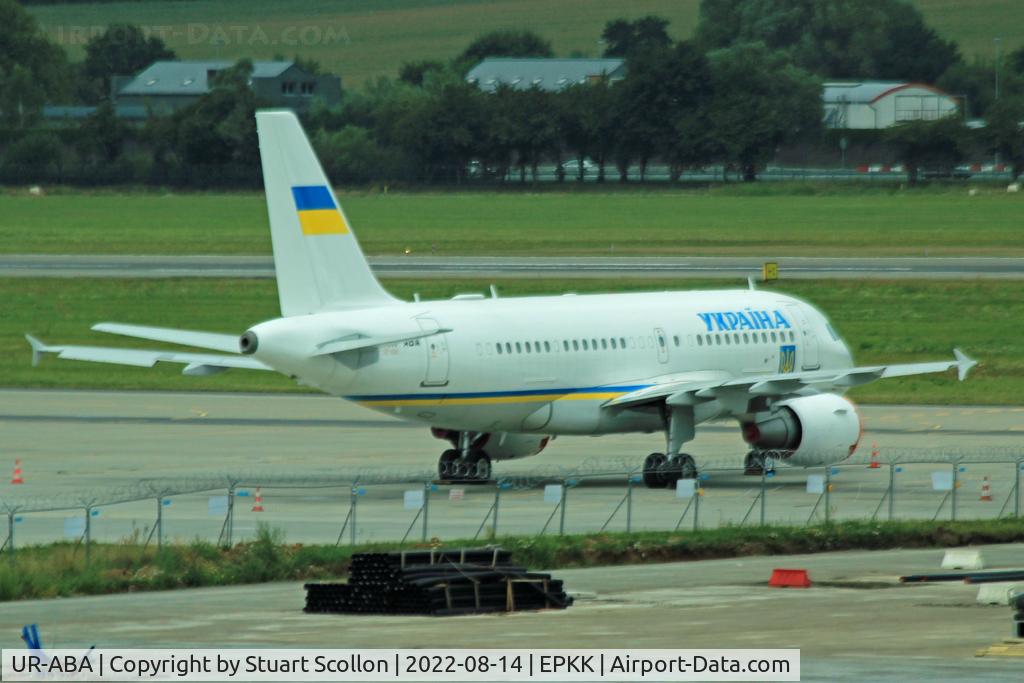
3,187 -> 1023,256
3,519 -> 1023,601
27,1 -> 1021,87
4,276 -> 1019,404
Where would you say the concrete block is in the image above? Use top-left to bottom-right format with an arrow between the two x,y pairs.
976,583 -> 1021,606
941,549 -> 985,570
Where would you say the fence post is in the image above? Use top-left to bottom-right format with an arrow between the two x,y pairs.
759,466 -> 767,526
84,507 -> 92,565
421,482 -> 430,542
492,484 -> 501,537
951,463 -> 958,521
824,467 -> 832,524
350,486 -> 358,546
7,512 -> 14,563
626,476 -> 633,534
559,481 -> 568,536
888,463 -> 896,521
156,498 -> 163,550
226,484 -> 235,547
693,486 -> 701,532
1016,461 -> 1022,519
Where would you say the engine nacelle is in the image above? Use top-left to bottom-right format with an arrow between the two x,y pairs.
430,429 -> 550,461
741,394 -> 862,466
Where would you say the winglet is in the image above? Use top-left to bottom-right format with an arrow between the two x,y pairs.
25,334 -> 48,367
953,348 -> 977,381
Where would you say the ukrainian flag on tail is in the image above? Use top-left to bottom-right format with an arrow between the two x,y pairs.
291,185 -> 348,235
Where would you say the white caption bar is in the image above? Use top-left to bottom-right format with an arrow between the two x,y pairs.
2,649 -> 799,682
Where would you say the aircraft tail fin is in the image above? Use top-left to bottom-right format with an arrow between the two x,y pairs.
255,110 -> 396,316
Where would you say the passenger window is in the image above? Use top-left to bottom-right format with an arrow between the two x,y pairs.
496,343 -> 503,355
761,332 -> 767,343
724,335 -> 731,345
572,340 -> 579,351
610,338 -> 617,349
515,342 -> 522,353
524,342 -> 531,354
601,339 -> 608,350
770,332 -> 777,342
673,335 -> 680,347
620,337 -> 627,348
563,340 -> 569,351
742,333 -> 749,344
582,340 -> 589,350
697,336 -> 703,346
544,341 -> 551,352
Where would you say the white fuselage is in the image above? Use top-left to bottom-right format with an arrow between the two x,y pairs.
250,288 -> 854,436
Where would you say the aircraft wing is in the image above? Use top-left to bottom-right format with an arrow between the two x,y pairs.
26,335 -> 270,376
92,322 -> 241,353
604,349 -> 977,408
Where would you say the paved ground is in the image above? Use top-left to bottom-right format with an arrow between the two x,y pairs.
0,544 -> 1021,680
3,255 -> 1023,279
0,390 -> 1021,546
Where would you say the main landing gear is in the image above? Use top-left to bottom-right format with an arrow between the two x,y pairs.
435,431 -> 492,483
641,405 -> 700,489
641,452 -> 697,489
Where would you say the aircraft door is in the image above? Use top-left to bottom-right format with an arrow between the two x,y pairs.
785,304 -> 820,370
416,318 -> 450,386
654,327 -> 669,364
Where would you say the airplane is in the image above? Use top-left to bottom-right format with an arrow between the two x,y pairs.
26,110 -> 978,488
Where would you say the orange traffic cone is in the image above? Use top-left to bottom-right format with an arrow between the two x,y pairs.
251,487 -> 265,512
980,477 -> 993,502
10,459 -> 24,485
869,443 -> 880,469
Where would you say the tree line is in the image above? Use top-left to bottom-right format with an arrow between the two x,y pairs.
1,0 -> 1023,186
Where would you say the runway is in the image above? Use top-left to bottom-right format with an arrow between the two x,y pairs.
1,390 -> 1021,548
2,254 -> 1022,279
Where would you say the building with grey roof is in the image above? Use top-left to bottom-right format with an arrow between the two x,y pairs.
112,61 -> 341,114
823,81 -> 960,129
466,58 -> 626,92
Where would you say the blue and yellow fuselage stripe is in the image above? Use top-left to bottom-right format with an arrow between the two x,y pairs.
346,385 -> 650,408
291,185 -> 348,235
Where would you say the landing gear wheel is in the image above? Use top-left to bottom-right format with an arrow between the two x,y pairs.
744,450 -> 775,476
466,450 -> 492,481
642,452 -> 667,488
665,454 -> 697,487
438,449 -> 459,480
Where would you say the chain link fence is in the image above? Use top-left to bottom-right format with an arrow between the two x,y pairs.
1,448 -> 1021,559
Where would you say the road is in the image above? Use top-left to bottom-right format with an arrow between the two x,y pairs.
1,544 -> 1021,680
2,254 -> 1022,279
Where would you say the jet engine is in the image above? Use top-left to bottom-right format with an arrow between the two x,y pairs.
431,429 -> 550,461
740,393 -> 862,466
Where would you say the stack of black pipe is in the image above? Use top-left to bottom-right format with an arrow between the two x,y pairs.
305,548 -> 572,616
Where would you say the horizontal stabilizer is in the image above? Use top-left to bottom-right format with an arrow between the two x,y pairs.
25,335 -> 269,374
93,322 -> 240,353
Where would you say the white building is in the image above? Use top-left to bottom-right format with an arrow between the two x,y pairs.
823,81 -> 960,129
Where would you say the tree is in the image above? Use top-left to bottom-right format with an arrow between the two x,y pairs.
395,80 -> 485,182
3,131 -> 62,179
172,59 -> 259,167
556,80 -> 617,182
0,0 -> 69,123
696,0 -> 960,83
398,60 -> 445,87
77,101 -> 127,163
885,117 -> 965,185
609,42 -> 715,182
707,42 -> 821,181
80,23 -> 175,103
457,30 -> 552,72
601,16 -> 671,58
314,125 -> 398,183
499,86 -> 557,183
985,97 -> 1024,180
